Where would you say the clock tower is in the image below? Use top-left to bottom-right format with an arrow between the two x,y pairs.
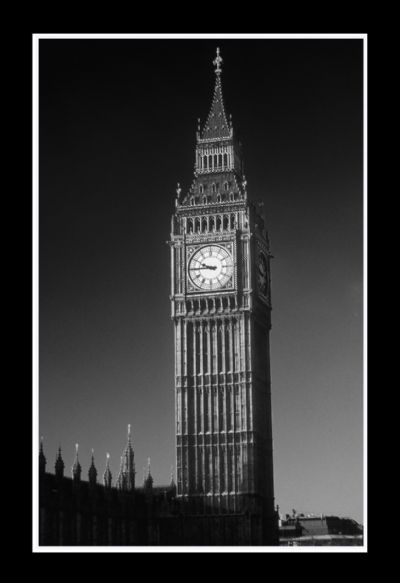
169,48 -> 278,544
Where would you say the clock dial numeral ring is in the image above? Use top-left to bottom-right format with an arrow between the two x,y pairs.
188,245 -> 234,291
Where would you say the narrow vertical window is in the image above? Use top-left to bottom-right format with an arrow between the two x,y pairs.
220,446 -> 225,491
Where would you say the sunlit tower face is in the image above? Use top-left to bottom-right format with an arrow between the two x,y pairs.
169,47 -> 277,544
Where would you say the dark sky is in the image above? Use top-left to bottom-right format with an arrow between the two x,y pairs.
39,38 -> 364,522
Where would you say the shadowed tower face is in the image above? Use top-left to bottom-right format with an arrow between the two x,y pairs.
170,48 -> 277,543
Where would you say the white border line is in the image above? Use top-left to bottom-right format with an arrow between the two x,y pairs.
32,33 -> 39,551
363,35 -> 368,551
32,32 -> 367,553
33,33 -> 366,40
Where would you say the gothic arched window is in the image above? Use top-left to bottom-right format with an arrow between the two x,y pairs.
199,184 -> 204,194
211,183 -> 216,194
216,216 -> 222,231
224,182 -> 228,191
204,156 -> 208,170
223,153 -> 228,167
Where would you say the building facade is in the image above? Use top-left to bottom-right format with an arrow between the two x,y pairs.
38,431 -> 274,546
169,48 -> 278,544
278,514 -> 363,546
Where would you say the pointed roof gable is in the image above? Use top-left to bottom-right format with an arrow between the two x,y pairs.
201,75 -> 231,140
200,48 -> 231,141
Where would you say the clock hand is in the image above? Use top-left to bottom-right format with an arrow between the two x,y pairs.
189,265 -> 217,271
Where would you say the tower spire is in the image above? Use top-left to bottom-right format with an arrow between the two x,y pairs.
88,448 -> 97,486
116,455 -> 125,490
103,453 -> 112,488
72,443 -> 82,481
144,456 -> 153,492
120,424 -> 135,491
55,445 -> 64,479
39,436 -> 46,474
199,47 -> 231,141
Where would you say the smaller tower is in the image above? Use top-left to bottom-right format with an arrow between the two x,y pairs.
88,449 -> 97,487
116,424 -> 136,491
39,436 -> 46,475
144,457 -> 153,493
55,446 -> 64,480
103,453 -> 112,488
116,455 -> 126,490
72,443 -> 82,483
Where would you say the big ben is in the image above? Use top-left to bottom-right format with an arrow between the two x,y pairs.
169,48 -> 278,544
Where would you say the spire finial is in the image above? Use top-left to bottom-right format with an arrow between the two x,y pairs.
213,47 -> 223,76
147,457 -> 151,476
127,424 -> 131,442
176,182 -> 181,198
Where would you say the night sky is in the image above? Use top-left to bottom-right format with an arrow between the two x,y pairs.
39,37 -> 364,522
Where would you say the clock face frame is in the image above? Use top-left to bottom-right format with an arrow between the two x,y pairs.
257,251 -> 268,296
188,244 -> 234,291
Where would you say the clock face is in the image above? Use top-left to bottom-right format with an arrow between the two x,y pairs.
257,252 -> 268,296
188,245 -> 234,291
